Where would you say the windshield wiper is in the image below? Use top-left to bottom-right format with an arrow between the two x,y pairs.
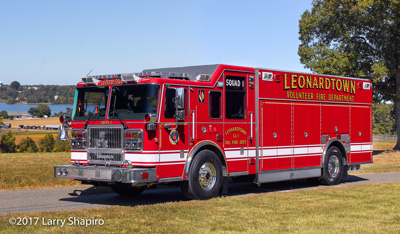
84,111 -> 94,129
112,93 -> 128,130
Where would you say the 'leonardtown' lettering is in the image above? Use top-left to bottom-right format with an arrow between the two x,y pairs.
283,73 -> 356,95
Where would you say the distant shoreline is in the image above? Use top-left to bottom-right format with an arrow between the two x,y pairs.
0,101 -> 73,105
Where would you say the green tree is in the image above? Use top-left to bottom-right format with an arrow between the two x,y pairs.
18,137 -> 38,153
10,81 -> 21,90
0,131 -> 16,153
373,103 -> 395,134
28,104 -> 51,117
28,106 -> 39,117
37,104 -> 51,117
6,97 -> 16,104
38,134 -> 55,152
53,140 -> 71,152
298,0 -> 400,148
0,110 -> 9,119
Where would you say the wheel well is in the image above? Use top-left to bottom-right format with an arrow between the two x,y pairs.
326,140 -> 347,164
192,145 -> 227,176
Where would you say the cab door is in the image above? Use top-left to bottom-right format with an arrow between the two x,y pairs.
223,72 -> 250,175
159,86 -> 189,179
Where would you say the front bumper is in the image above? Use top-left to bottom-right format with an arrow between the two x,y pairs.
54,165 -> 157,184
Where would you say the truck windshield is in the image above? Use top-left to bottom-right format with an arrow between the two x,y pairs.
73,86 -> 109,121
109,84 -> 160,120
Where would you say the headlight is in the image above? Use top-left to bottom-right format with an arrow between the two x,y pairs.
71,130 -> 87,149
125,130 -> 142,151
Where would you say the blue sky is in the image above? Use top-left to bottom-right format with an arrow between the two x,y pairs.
0,0 -> 312,85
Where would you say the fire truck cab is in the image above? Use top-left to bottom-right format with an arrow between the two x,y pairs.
55,64 -> 373,200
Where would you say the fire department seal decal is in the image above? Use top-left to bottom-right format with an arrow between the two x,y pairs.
169,130 -> 179,145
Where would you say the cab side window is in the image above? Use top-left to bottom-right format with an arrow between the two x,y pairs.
164,88 -> 176,118
209,91 -> 221,119
164,87 -> 187,119
225,76 -> 245,119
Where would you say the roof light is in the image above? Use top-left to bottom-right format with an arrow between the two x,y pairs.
274,74 -> 281,82
169,73 -> 189,79
196,74 -> 211,81
81,76 -> 99,85
121,73 -> 140,82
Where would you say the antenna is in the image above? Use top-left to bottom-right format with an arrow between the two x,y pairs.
85,68 -> 93,78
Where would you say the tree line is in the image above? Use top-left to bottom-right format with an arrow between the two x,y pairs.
0,81 -> 75,104
0,132 -> 70,153
299,0 -> 400,148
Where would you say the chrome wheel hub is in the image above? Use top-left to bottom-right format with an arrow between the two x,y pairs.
328,155 -> 340,180
198,162 -> 217,190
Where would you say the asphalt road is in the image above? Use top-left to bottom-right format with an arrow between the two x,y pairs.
1,172 -> 400,215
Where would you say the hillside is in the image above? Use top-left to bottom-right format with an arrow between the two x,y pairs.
0,83 -> 75,104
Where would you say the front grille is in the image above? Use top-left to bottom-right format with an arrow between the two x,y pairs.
88,152 -> 123,163
88,126 -> 122,149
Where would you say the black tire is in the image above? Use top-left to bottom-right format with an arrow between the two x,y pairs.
321,146 -> 344,185
111,183 -> 145,197
186,150 -> 223,200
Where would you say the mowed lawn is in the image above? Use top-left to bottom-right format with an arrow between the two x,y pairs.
0,144 -> 399,232
0,183 -> 399,232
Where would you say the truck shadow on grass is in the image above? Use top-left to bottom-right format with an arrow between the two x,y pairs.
60,175 -> 368,207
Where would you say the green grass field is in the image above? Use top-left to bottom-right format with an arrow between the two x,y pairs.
0,182 -> 399,232
0,152 -> 80,191
0,143 -> 399,232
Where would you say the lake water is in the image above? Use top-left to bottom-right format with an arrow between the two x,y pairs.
0,103 -> 73,115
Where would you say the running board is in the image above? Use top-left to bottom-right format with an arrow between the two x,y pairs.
255,168 -> 321,184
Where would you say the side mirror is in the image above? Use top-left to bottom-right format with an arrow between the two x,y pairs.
175,88 -> 185,110
175,88 -> 185,120
58,115 -> 71,140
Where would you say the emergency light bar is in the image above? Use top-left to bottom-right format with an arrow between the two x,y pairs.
121,73 -> 141,82
80,71 -> 190,85
168,73 -> 189,79
91,74 -> 122,80
136,71 -> 162,77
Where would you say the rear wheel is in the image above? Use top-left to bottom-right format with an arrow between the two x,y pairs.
321,146 -> 344,185
111,183 -> 145,196
183,150 -> 223,200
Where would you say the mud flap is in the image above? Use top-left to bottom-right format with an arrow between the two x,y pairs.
342,165 -> 348,181
220,177 -> 229,196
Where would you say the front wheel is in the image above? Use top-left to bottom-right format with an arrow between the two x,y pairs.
185,150 -> 223,200
321,146 -> 344,185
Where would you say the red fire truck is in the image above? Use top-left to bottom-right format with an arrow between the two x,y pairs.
55,64 -> 373,200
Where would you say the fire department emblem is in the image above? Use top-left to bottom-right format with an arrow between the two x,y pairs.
198,90 -> 205,103
169,130 -> 179,145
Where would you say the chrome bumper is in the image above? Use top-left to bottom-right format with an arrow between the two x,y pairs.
54,165 -> 157,183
